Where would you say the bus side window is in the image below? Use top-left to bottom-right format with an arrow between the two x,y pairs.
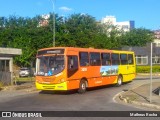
79,52 -> 89,66
68,56 -> 78,70
128,54 -> 134,65
90,52 -> 101,66
101,53 -> 111,66
111,53 -> 120,65
120,54 -> 128,65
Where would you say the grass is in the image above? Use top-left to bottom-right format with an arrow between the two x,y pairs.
0,82 -> 3,90
13,77 -> 35,84
136,65 -> 160,73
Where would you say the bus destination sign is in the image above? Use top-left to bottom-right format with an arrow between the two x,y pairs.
38,49 -> 64,55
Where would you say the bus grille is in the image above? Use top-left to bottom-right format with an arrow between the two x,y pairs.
42,85 -> 55,89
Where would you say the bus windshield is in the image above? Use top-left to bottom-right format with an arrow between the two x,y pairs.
36,55 -> 64,76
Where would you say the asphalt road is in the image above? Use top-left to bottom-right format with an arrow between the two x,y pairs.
0,78 -> 160,120
0,81 -> 142,111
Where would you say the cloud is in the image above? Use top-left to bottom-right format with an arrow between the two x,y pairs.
59,6 -> 73,12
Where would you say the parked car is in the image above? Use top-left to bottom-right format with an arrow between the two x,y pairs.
19,67 -> 33,77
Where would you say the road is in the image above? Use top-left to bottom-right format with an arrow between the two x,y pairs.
0,78 -> 159,120
0,80 -> 144,111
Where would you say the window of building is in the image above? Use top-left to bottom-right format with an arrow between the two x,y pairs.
101,53 -> 111,65
0,60 -> 10,72
136,55 -> 148,65
111,53 -> 120,65
90,52 -> 101,66
155,42 -> 160,47
79,52 -> 89,66
152,56 -> 160,64
122,25 -> 129,29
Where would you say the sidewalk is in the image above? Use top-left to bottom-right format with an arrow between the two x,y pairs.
118,81 -> 160,111
136,73 -> 160,79
0,82 -> 38,102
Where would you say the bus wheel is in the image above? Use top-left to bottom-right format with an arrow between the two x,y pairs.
78,80 -> 87,94
116,75 -> 123,87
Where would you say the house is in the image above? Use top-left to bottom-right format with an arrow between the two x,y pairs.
0,47 -> 22,85
122,30 -> 160,65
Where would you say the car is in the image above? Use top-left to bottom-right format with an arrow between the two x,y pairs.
19,67 -> 33,77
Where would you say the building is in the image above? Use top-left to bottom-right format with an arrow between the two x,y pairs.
154,29 -> 160,39
153,29 -> 160,47
0,48 -> 22,85
38,14 -> 50,27
122,30 -> 160,65
101,16 -> 135,32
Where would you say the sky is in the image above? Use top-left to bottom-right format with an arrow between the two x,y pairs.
0,0 -> 160,30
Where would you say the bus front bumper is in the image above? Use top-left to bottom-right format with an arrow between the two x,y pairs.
35,82 -> 68,91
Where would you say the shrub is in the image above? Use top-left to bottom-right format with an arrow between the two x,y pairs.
136,65 -> 160,73
0,82 -> 4,90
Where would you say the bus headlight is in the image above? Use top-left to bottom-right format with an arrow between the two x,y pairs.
36,80 -> 40,83
58,79 -> 65,83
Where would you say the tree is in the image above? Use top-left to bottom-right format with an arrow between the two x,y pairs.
120,28 -> 154,47
95,22 -> 124,49
64,13 -> 101,47
0,14 -> 155,67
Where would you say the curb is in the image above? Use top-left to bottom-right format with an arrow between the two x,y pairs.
136,73 -> 160,76
119,92 -> 160,110
1,84 -> 35,91
117,81 -> 160,111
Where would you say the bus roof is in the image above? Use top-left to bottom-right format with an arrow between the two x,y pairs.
38,47 -> 134,54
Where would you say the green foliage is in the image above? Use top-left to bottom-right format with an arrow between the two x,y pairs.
121,28 -> 154,46
61,14 -> 99,47
0,15 -> 53,67
136,66 -> 160,73
0,13 -> 154,67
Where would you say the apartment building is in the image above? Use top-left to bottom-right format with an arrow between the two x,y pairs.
101,16 -> 135,32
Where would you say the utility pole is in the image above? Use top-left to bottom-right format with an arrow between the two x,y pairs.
150,42 -> 153,103
50,0 -> 56,47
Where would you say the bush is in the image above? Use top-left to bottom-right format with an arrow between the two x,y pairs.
0,82 -> 4,90
136,65 -> 160,73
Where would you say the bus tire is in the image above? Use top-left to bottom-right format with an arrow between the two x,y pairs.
116,75 -> 123,87
78,79 -> 87,94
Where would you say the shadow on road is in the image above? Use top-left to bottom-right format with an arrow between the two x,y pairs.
38,84 -> 123,95
135,76 -> 160,80
130,90 -> 150,102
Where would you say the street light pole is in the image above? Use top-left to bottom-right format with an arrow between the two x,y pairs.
150,42 -> 153,103
50,0 -> 55,47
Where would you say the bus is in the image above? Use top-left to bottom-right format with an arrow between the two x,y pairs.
35,47 -> 136,93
